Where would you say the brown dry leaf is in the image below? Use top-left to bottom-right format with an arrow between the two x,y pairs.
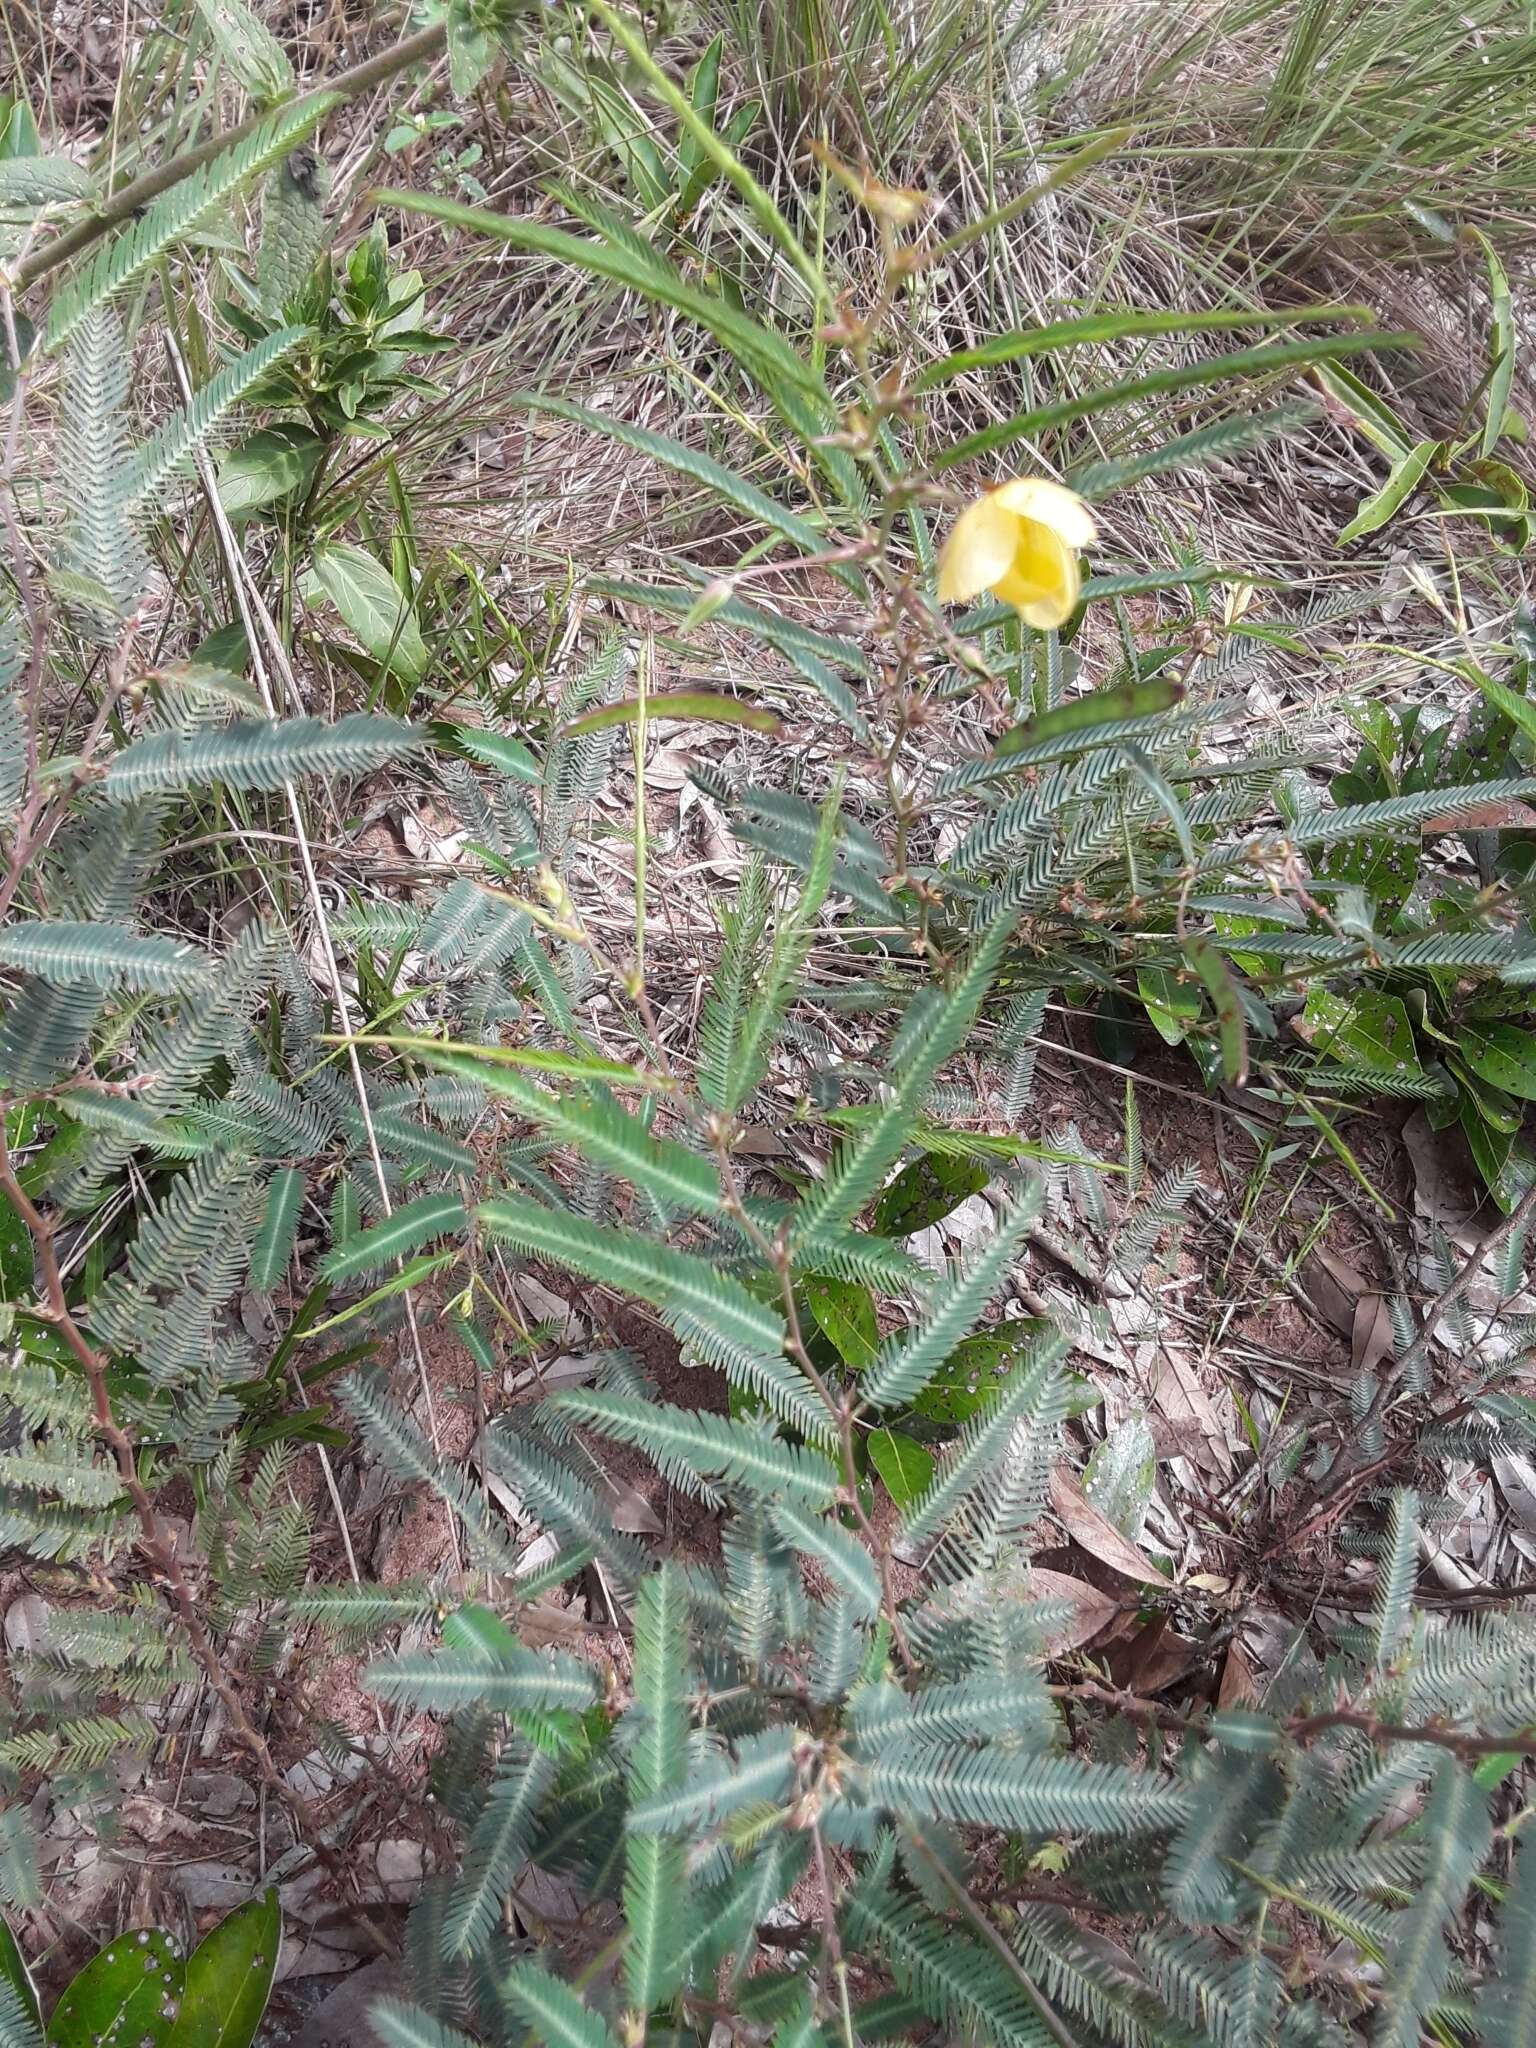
1027,1567 -> 1120,1654
1303,1244 -> 1369,1338
1217,1637 -> 1259,1710
1111,1616 -> 1200,1696
1351,1290 -> 1394,1374
516,1597 -> 595,1650
1154,1348 -> 1233,1477
1422,799 -> 1536,833
1049,1468 -> 1168,1586
610,1486 -> 664,1535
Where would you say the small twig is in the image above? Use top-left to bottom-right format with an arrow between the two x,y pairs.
1056,1675 -> 1536,1763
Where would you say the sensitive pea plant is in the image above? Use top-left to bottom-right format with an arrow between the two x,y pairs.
1,3 -> 1535,2047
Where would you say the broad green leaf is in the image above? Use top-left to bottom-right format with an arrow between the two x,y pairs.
873,1152 -> 990,1236
992,678 -> 1183,755
167,1892 -> 279,2048
1467,661 -> 1536,749
305,542 -> 428,682
1468,229 -> 1516,460
562,690 -> 781,738
1183,934 -> 1248,1086
909,1319 -> 1050,1426
804,1275 -> 879,1371
1298,989 -> 1423,1079
1137,964 -> 1200,1046
1338,438 -> 1440,545
1459,1022 -> 1536,1103
1313,360 -> 1412,460
867,1428 -> 934,1510
47,1930 -> 184,2048
442,724 -> 541,783
1082,1412 -> 1157,1542
217,425 -> 325,518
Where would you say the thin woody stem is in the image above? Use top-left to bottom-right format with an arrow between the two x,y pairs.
12,22 -> 449,293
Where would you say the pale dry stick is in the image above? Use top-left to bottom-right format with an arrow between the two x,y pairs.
162,331 -> 462,1579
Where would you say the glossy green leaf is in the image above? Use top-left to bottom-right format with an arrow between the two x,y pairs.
218,425 -> 325,517
305,542 -> 428,682
1458,1022 -> 1536,1103
1300,989 -> 1423,1079
873,1153 -> 990,1236
867,1428 -> 934,1509
47,1930 -> 184,2048
1137,965 -> 1200,1046
167,1892 -> 279,2048
910,1318 -> 1050,1426
804,1275 -> 879,1371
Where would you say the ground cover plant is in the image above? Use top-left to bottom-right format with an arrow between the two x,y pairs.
0,2 -> 1534,2045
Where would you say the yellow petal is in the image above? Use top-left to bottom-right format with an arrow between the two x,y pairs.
936,494 -> 1021,603
991,476 -> 1097,549
991,518 -> 1080,630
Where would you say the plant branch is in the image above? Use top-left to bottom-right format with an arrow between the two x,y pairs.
12,21 -> 449,294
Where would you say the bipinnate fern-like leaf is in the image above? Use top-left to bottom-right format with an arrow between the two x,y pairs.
248,1166 -> 304,1289
441,1740 -> 554,1960
1374,1756 -> 1491,2048
500,1964 -> 621,2048
1372,1488 -> 1418,1671
103,713 -> 423,800
483,1425 -> 647,1586
320,1192 -> 467,1281
0,920 -> 213,991
461,1065 -> 722,1216
771,1498 -> 880,1618
44,97 -> 337,352
367,2000 -> 479,2048
364,1632 -> 596,1715
56,306 -> 146,631
1486,1830 -> 1536,2044
864,1742 -> 1187,1836
842,1880 -> 1058,2048
478,1194 -> 786,1362
697,856 -> 769,1111
715,786 -> 841,1114
552,1388 -> 839,1507
794,910 -> 1015,1242
124,325 -> 309,507
901,1330 -> 1070,1552
624,1564 -> 691,2012
860,1185 -> 1040,1412
339,1373 -> 523,1573
628,1726 -> 800,1835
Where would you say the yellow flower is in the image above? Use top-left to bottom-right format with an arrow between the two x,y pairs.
936,478 -> 1097,630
